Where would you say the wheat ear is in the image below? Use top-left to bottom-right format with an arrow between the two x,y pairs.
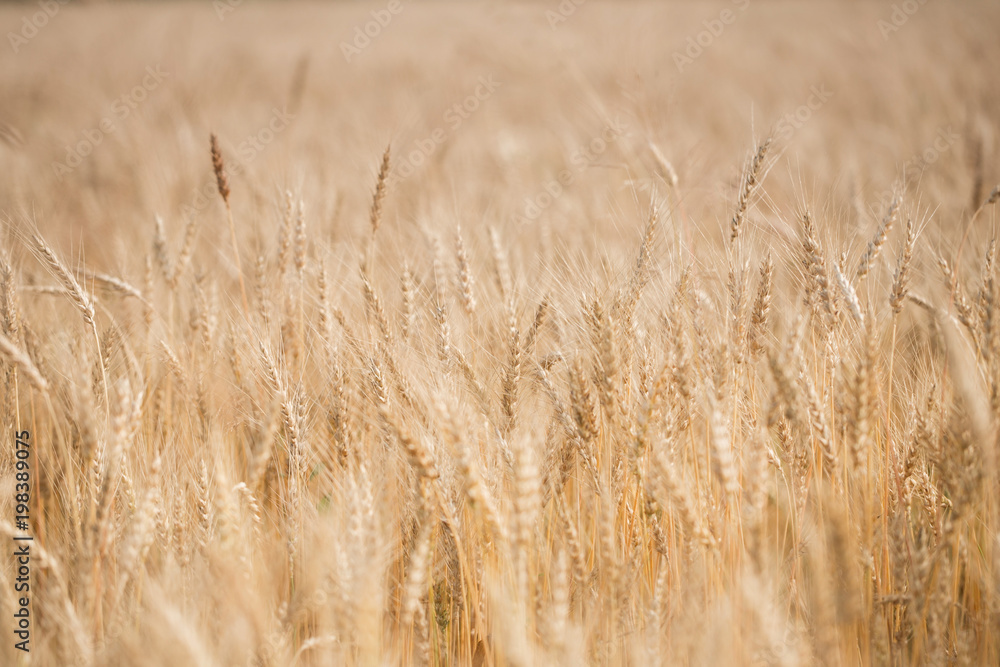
210,133 -> 249,315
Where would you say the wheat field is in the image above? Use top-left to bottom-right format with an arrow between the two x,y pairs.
1,1 -> 999,665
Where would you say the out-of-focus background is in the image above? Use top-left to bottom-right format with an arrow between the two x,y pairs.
2,1 -> 996,269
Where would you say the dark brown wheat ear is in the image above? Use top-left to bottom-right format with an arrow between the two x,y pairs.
211,132 -> 249,315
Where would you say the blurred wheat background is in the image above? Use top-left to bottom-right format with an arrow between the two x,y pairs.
0,1 -> 998,664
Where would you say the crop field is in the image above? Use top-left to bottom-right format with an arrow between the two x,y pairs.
0,0 -> 998,664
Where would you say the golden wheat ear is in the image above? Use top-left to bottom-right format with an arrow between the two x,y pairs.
365,144 -> 391,274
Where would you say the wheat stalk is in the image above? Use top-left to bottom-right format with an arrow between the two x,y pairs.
210,133 -> 250,315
